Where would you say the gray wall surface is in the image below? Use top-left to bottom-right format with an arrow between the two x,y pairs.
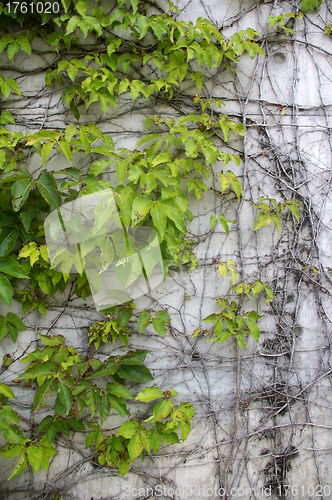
1,1 -> 332,499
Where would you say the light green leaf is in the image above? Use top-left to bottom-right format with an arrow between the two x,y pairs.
7,451 -> 27,480
131,195 -> 153,225
246,319 -> 260,341
118,459 -> 130,476
253,212 -> 272,231
180,414 -> 191,441
17,37 -> 31,56
135,386 -> 164,402
90,160 -> 112,177
151,202 -> 167,241
26,445 -> 43,473
0,383 -> 14,399
58,139 -> 72,164
128,432 -> 143,462
7,42 -> 19,61
117,420 -> 139,439
144,399 -> 173,422
39,334 -> 65,346
138,310 -> 151,333
6,313 -> 26,330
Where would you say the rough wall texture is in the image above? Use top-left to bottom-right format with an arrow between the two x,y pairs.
1,1 -> 332,499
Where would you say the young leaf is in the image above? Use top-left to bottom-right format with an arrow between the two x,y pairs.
135,386 -> 164,402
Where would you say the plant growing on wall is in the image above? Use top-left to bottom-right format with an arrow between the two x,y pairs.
0,0 -> 313,485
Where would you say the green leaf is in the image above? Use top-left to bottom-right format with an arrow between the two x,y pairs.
301,0 -> 320,11
117,420 -> 139,439
138,310 -> 151,333
135,386 -> 164,402
253,212 -> 272,231
131,195 -> 153,225
109,394 -> 129,415
6,78 -> 21,96
287,204 -> 300,222
144,399 -> 173,422
58,139 -> 72,164
252,280 -> 264,296
34,378 -> 54,412
19,361 -> 57,380
140,427 -> 153,453
8,323 -> 17,342
180,415 -> 191,441
128,432 -> 143,462
0,227 -> 19,257
17,38 -> 32,56
0,383 -> 14,399
99,393 -> 110,422
264,286 -> 274,302
106,382 -> 133,399
20,205 -> 38,231
59,378 -> 72,414
0,443 -> 24,458
7,451 -> 27,480
42,142 -> 54,166
11,178 -> 34,211
210,214 -> 217,229
39,334 -> 65,346
117,364 -> 154,383
0,257 -> 28,279
0,273 -> 13,306
271,214 -> 281,233
226,171 -> 242,198
151,202 -> 167,241
246,319 -> 260,341
87,359 -> 117,379
202,312 -> 221,323
151,317 -> 167,336
6,313 -> 26,330
69,418 -> 85,431
26,445 -> 43,473
0,315 -> 8,341
90,160 -> 112,177
152,428 -> 161,452
36,170 -> 61,209
7,41 -> 19,61
118,459 -> 130,476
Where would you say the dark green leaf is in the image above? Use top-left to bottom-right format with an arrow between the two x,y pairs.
0,227 -> 19,257
0,272 -> 13,306
36,171 -> 61,209
0,257 -> 28,279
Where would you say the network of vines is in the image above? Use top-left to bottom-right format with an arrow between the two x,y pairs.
0,0 -> 330,499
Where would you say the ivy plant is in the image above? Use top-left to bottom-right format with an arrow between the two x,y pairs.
0,0 -> 304,484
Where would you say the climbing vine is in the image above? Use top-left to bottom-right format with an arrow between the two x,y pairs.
0,0 -> 326,492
